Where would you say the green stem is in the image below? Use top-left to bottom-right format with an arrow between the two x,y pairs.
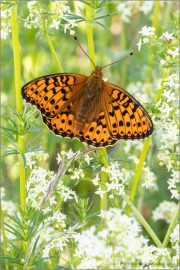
1,209 -> 9,270
85,2 -> 108,229
163,1 -> 173,30
123,194 -> 163,247
156,68 -> 169,102
120,19 -> 127,87
152,1 -> 160,29
126,137 -> 151,215
86,3 -> 96,69
37,3 -> 63,72
127,67 -> 169,215
162,203 -> 179,247
98,148 -> 108,196
43,29 -> 63,73
11,4 -> 26,208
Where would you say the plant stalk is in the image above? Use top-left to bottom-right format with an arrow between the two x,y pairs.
85,2 -> 108,230
11,4 -> 26,208
162,203 -> 179,247
126,67 -> 169,215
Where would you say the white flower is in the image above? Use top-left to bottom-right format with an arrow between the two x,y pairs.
56,153 -> 62,164
158,102 -> 173,118
71,168 -> 85,180
139,26 -> 155,37
50,19 -> 60,30
1,29 -> 10,40
52,210 -> 66,223
117,2 -> 132,23
170,189 -> 179,200
42,207 -> 51,214
166,48 -> 179,59
92,175 -> 100,186
28,1 -> 37,8
166,55 -> 171,61
66,148 -> 77,159
152,201 -> 178,223
49,196 -> 57,206
160,31 -> 174,41
162,90 -> 176,103
70,29 -> 75,35
170,224 -> 179,244
84,155 -> 93,165
75,208 -> 151,268
1,9 -> 10,19
142,166 -> 156,189
160,59 -> 166,65
138,1 -> 154,15
57,181 -> 78,202
143,37 -> 149,43
95,187 -> 106,198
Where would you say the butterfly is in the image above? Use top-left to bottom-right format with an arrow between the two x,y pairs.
22,65 -> 153,148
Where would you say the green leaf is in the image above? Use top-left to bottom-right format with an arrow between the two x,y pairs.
97,0 -> 111,9
65,13 -> 84,20
4,222 -> 25,241
94,12 -> 116,20
79,0 -> 94,8
31,235 -> 40,256
94,21 -> 110,30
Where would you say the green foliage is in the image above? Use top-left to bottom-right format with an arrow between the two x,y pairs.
1,1 -> 179,269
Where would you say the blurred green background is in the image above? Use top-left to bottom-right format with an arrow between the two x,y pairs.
1,1 -> 178,243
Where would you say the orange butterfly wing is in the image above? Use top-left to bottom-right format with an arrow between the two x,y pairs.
22,72 -> 153,147
22,73 -> 86,118
102,81 -> 153,141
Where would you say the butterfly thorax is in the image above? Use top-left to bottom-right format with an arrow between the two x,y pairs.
74,66 -> 104,134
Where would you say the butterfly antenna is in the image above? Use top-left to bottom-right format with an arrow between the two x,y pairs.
101,52 -> 134,70
74,36 -> 96,68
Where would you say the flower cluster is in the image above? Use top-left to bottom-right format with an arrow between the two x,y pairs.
25,151 -> 78,209
25,1 -> 77,35
137,18 -> 179,201
170,224 -> 179,265
155,73 -> 179,200
93,161 -> 130,199
137,24 -> 179,68
1,4 -> 11,40
74,208 -> 172,269
141,165 -> 157,190
117,1 -> 168,23
152,200 -> 178,223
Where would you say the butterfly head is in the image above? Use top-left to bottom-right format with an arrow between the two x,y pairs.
91,66 -> 103,78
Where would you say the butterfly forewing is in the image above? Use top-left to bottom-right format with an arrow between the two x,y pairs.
22,67 -> 153,147
22,73 -> 86,118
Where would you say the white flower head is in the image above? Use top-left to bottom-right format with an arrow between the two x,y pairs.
84,155 -> 93,165
71,168 -> 85,180
160,31 -> 174,42
95,187 -> 106,198
139,26 -> 155,37
92,175 -> 100,186
152,201 -> 178,223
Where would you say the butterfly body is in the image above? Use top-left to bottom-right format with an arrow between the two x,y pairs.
74,66 -> 104,134
22,67 -> 153,147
